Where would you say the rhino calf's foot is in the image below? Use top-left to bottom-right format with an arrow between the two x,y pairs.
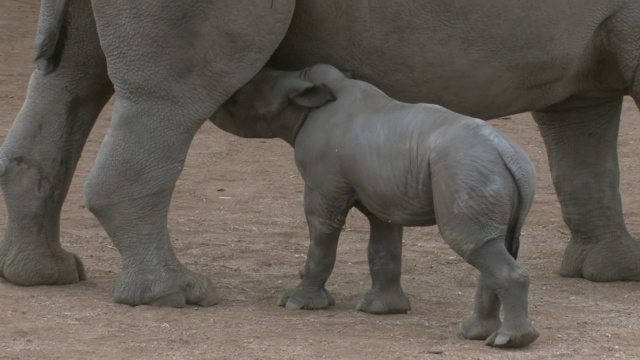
114,266 -> 219,307
356,288 -> 411,314
484,319 -> 539,348
0,246 -> 85,286
278,286 -> 335,310
458,314 -> 501,341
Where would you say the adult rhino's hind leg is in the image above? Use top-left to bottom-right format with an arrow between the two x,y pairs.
85,98 -> 220,307
87,0 -> 294,307
0,0 -> 113,285
534,98 -> 640,281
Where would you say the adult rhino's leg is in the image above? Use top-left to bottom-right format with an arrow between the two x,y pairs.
86,102 -> 220,307
0,0 -> 113,285
86,0 -> 294,307
533,98 -> 640,281
355,208 -> 411,314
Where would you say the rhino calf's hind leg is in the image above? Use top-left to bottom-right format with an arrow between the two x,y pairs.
458,239 -> 538,348
457,273 -> 502,340
356,208 -> 411,314
432,168 -> 538,348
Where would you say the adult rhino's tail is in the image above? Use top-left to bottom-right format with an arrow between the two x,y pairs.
34,0 -> 71,75
489,128 -> 536,260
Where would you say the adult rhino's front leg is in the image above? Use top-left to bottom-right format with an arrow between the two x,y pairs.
534,97 -> 640,281
0,0 -> 113,285
86,0 -> 295,307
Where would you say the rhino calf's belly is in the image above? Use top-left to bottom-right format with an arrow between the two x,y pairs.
354,192 -> 437,227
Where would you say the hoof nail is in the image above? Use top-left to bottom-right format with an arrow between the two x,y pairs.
285,298 -> 304,310
493,332 -> 510,346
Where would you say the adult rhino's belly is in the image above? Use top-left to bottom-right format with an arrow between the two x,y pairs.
271,0 -> 618,119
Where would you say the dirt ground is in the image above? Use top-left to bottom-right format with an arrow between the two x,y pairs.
2,2 -> 640,360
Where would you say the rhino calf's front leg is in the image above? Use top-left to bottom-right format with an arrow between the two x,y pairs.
356,207 -> 411,314
278,186 -> 351,310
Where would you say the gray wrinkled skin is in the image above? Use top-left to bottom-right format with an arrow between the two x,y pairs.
0,0 -> 639,310
211,64 -> 539,348
272,1 -> 640,284
0,0 -> 295,307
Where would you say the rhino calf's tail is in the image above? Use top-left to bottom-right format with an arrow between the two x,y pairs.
34,0 -> 71,74
489,129 -> 536,260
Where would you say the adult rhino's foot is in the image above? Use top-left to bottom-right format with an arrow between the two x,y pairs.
484,320 -> 539,348
356,288 -> 411,314
560,233 -> 640,282
0,244 -> 86,286
458,314 -> 502,341
278,286 -> 335,310
114,266 -> 219,307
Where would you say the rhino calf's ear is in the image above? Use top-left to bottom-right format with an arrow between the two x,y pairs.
290,84 -> 337,109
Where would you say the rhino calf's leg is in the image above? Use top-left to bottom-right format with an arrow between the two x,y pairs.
457,274 -> 502,340
433,167 -> 537,347
534,98 -> 640,281
355,208 -> 411,314
278,186 -> 351,310
460,240 -> 538,348
0,0 -> 112,285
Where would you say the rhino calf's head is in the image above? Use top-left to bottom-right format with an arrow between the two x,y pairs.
210,68 -> 336,143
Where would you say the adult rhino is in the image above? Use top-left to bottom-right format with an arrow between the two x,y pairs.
0,0 -> 639,308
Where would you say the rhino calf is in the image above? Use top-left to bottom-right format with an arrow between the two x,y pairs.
211,64 -> 539,348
